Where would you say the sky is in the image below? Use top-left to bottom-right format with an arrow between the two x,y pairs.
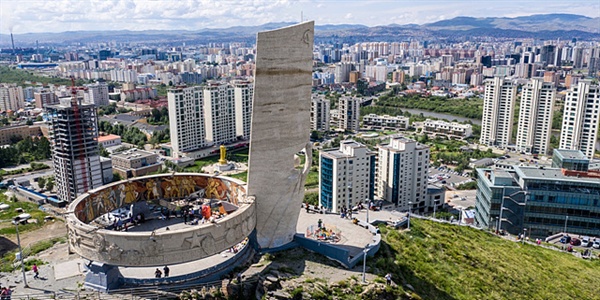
1,0 -> 598,34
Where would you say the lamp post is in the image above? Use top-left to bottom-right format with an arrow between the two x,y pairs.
365,198 -> 370,224
362,245 -> 369,283
522,228 -> 527,245
14,220 -> 28,288
564,215 -> 568,235
408,201 -> 412,230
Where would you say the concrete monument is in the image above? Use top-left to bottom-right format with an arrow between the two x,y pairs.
247,21 -> 314,249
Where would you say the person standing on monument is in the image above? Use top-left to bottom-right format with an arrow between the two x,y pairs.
155,268 -> 162,278
163,266 -> 170,277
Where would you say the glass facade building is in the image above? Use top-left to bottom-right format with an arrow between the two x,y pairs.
476,165 -> 600,238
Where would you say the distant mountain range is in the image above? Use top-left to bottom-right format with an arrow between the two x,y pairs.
1,14 -> 598,47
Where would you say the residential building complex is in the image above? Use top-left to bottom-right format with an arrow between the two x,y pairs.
559,80 -> 600,159
319,140 -> 376,213
515,78 -> 556,154
47,90 -> 103,202
422,119 -> 473,139
167,81 -> 253,158
338,96 -> 360,131
376,137 -> 432,212
311,94 -> 330,132
362,114 -> 409,130
112,148 -> 160,179
480,76 -> 517,148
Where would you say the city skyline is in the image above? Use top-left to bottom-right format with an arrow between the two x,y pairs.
1,0 -> 599,34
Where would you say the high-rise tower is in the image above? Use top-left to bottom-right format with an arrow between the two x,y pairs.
47,85 -> 102,202
516,78 -> 556,155
559,80 -> 600,159
480,76 -> 517,148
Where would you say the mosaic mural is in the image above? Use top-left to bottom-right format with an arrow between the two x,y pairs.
74,174 -> 246,224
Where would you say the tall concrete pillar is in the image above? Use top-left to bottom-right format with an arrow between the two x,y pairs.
247,21 -> 314,249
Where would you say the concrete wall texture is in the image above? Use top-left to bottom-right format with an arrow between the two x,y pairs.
247,21 -> 315,249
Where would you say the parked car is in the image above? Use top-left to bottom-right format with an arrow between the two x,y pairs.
593,240 -> 600,249
570,238 -> 581,246
560,236 -> 571,244
581,236 -> 591,247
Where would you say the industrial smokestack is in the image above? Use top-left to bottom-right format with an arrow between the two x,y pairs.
10,33 -> 15,54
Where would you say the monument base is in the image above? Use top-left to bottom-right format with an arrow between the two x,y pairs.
84,262 -> 123,291
216,163 -> 234,172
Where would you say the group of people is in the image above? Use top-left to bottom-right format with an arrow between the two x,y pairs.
183,203 -> 228,225
339,207 -> 353,219
154,265 -> 170,278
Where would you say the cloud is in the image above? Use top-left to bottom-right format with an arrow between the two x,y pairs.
0,0 -> 598,34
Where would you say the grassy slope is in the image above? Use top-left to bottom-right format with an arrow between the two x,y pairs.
377,219 -> 600,300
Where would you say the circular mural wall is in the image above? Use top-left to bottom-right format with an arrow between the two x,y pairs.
66,173 -> 256,267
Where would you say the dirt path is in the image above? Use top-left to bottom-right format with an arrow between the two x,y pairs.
3,220 -> 67,248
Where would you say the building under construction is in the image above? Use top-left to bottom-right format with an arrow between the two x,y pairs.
47,86 -> 103,202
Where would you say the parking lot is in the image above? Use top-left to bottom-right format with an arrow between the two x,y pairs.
546,234 -> 600,257
427,166 -> 474,189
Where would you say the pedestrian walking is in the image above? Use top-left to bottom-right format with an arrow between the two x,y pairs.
385,273 -> 392,285
155,268 -> 162,278
163,265 -> 170,277
32,264 -> 39,279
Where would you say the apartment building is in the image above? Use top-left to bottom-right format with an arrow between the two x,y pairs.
362,114 -> 409,130
168,86 -> 207,156
480,76 -> 517,148
311,94 -> 330,132
319,140 -> 376,213
422,119 -> 473,139
338,96 -> 360,131
0,83 -> 24,112
376,137 -> 432,212
559,80 -> 600,159
515,78 -> 556,155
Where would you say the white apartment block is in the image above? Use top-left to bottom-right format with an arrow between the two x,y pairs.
234,80 -> 253,139
0,84 -> 25,112
84,81 -> 110,106
311,94 -> 330,132
480,76 -> 517,148
559,80 -> 600,159
204,82 -> 237,146
362,114 -> 409,130
516,78 -> 556,155
377,137 -> 430,211
168,86 -> 207,156
319,140 -> 375,213
422,119 -> 473,139
338,96 -> 360,131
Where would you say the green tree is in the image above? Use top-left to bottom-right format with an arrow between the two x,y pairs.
99,144 -> 110,157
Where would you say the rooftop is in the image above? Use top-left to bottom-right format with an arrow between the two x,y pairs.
112,149 -> 157,160
515,166 -> 600,185
97,134 -> 121,142
553,149 -> 588,161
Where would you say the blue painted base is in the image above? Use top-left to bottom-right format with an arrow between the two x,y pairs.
84,262 -> 122,291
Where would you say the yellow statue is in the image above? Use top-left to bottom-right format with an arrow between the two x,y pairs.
219,145 -> 227,165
